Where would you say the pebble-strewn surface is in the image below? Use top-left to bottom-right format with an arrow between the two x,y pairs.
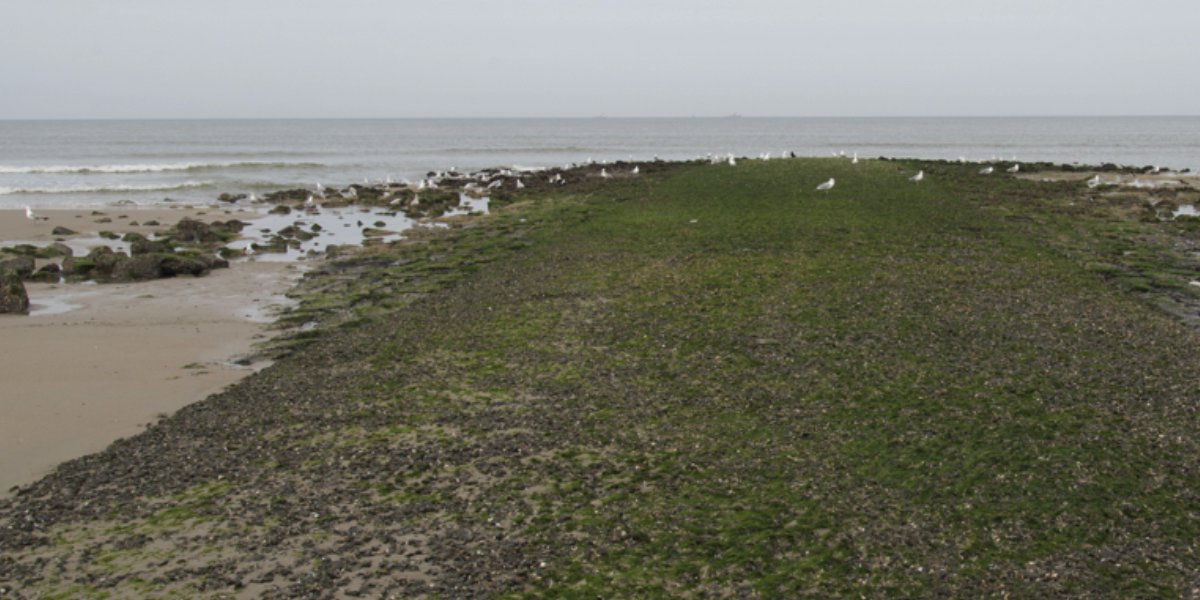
5,157 -> 1200,599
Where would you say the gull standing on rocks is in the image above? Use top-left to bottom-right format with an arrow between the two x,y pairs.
1086,175 -> 1101,188
816,178 -> 835,192
979,166 -> 994,175
910,170 -> 924,182
25,206 -> 48,221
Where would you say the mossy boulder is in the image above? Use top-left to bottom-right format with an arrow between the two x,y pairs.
0,267 -> 29,314
0,256 -> 35,278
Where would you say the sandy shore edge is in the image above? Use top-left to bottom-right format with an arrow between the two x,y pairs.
1,207 -> 300,497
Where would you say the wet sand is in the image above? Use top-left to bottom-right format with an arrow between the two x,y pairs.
0,207 -> 300,496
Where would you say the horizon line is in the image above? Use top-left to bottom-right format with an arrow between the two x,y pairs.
2,115 -> 1199,122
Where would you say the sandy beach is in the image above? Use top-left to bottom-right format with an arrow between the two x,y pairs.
0,207 -> 300,496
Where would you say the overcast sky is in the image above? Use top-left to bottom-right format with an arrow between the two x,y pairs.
2,0 -> 1197,119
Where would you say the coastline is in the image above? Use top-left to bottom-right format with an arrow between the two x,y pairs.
0,207 -> 298,496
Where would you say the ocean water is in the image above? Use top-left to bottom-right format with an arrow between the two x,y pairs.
2,117 -> 1197,209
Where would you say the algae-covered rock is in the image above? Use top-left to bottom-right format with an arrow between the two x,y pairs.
60,257 -> 96,277
113,254 -> 166,281
87,246 -> 123,275
0,267 -> 29,314
47,243 -> 74,258
0,256 -> 35,278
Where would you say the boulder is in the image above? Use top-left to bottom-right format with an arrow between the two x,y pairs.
60,256 -> 96,277
192,254 -> 229,270
172,218 -> 242,245
28,263 -> 61,283
86,246 -> 124,275
51,226 -> 77,236
263,188 -> 311,203
48,243 -> 74,258
209,219 -> 246,234
0,256 -> 35,278
131,239 -> 171,255
0,268 -> 29,314
113,254 -> 166,281
160,256 -> 210,277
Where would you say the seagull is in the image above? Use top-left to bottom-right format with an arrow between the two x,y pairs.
632,166 -> 639,174
852,152 -> 858,165
979,166 -> 994,175
600,169 -> 612,179
1086,175 -> 1101,188
728,156 -> 736,166
1007,164 -> 1020,173
816,178 -> 835,191
245,243 -> 255,256
516,179 -> 525,189
910,170 -> 924,182
305,195 -> 314,207
25,206 -> 48,221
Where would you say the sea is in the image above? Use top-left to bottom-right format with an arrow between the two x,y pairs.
2,117 -> 1198,210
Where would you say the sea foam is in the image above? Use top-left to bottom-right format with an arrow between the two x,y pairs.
0,181 -> 209,195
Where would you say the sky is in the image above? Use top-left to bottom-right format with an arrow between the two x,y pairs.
2,0 -> 1198,119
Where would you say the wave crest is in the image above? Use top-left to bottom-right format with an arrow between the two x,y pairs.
0,181 -> 209,195
0,161 -> 324,174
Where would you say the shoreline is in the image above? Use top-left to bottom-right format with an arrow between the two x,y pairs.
0,207 -> 299,496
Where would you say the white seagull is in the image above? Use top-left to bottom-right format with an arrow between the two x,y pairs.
1086,175 -> 1101,188
910,170 -> 924,182
516,179 -> 525,189
979,166 -> 994,175
245,243 -> 255,256
852,152 -> 858,165
1007,164 -> 1020,173
600,169 -> 612,179
728,156 -> 736,166
632,166 -> 639,174
816,178 -> 835,192
25,206 -> 48,221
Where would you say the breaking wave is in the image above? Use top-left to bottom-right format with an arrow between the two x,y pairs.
0,161 -> 324,175
0,181 -> 209,195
